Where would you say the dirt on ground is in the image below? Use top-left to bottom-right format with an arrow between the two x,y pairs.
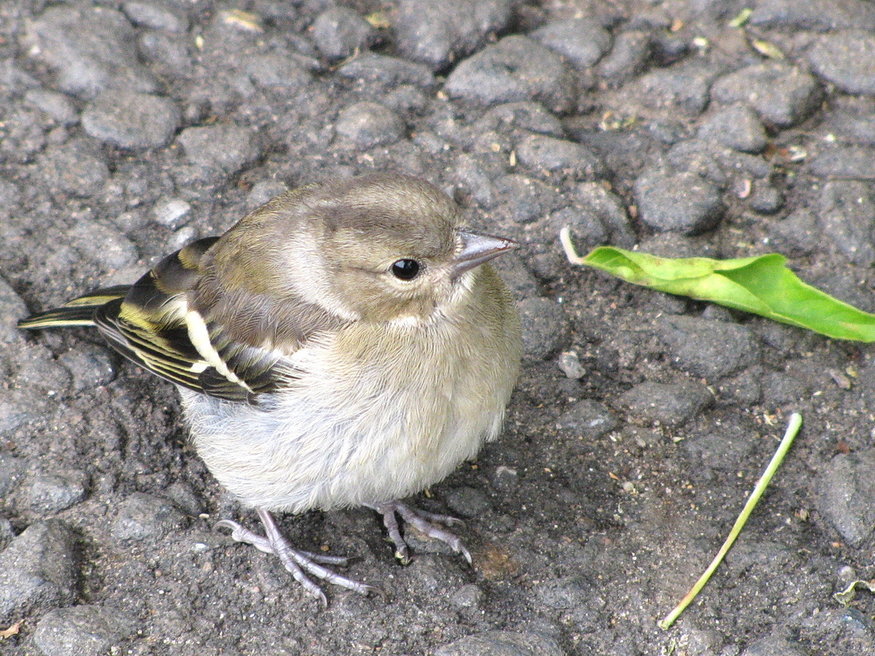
1,1 -> 873,655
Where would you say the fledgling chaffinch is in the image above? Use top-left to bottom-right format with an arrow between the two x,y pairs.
19,173 -> 522,604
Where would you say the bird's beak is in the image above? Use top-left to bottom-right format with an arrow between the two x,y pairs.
452,230 -> 519,278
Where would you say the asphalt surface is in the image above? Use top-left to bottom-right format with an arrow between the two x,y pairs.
1,1 -> 874,655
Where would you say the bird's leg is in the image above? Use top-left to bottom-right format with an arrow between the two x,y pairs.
216,508 -> 377,606
368,500 -> 472,565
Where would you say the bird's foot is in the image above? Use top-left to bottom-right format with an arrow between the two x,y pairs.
216,508 -> 378,606
370,500 -> 472,565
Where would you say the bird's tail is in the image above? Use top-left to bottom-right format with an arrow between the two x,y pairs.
18,285 -> 131,329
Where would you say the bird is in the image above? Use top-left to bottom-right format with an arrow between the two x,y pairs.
18,173 -> 522,605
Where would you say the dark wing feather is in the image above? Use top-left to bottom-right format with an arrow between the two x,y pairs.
22,233 -> 343,404
91,239 -> 302,402
18,286 -> 131,328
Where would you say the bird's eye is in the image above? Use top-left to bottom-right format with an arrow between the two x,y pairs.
390,259 -> 421,281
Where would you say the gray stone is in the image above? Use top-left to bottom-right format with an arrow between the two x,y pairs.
698,105 -> 768,153
769,209 -> 819,256
395,0 -> 511,70
711,62 -> 822,128
445,36 -> 576,113
435,630 -> 565,656
596,30 -> 651,80
335,102 -> 405,148
518,296 -> 570,359
311,7 -> 375,60
337,53 -> 435,88
531,18 -> 612,69
137,31 -> 194,75
556,400 -> 618,439
817,181 -> 875,265
494,175 -> 560,225
26,471 -> 88,513
23,5 -> 157,98
636,65 -> 712,115
574,182 -> 635,247
122,1 -> 189,32
634,169 -> 723,234
476,102 -> 564,137
246,180 -> 289,210
33,604 -> 137,656
748,181 -> 784,214
808,31 -> 875,96
450,584 -> 485,609
244,53 -> 312,90
0,520 -> 77,619
666,139 -> 773,185
0,390 -> 48,436
619,381 -> 713,427
444,486 -> 491,517
24,89 -> 78,125
550,207 -> 608,254
820,110 -> 875,146
534,576 -> 605,631
153,198 -> 192,229
515,134 -> 604,179
657,315 -> 760,379
750,0 -> 875,31
58,345 -> 117,391
0,519 -> 13,551
0,454 -> 25,497
0,179 -> 21,211
809,146 -> 875,179
13,343 -> 73,394
178,125 -> 261,174
817,449 -> 875,547
111,492 -> 185,542
0,276 -> 28,344
82,90 -> 180,149
35,140 -> 109,198
556,351 -> 586,380
741,634 -> 807,656
68,220 -> 138,270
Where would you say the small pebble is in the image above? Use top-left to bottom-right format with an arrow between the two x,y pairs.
808,30 -> 875,96
711,62 -> 822,128
33,604 -> 137,656
111,492 -> 185,542
25,471 -> 89,513
657,315 -> 760,379
634,169 -> 723,234
395,0 -> 511,70
311,7 -> 375,60
445,35 -> 575,113
0,520 -> 78,618
557,351 -> 585,379
23,5 -> 157,98
335,102 -> 405,148
153,198 -> 192,229
83,90 -> 180,149
816,448 -> 875,547
556,400 -> 618,439
435,630 -> 564,656
530,18 -> 612,69
178,125 -> 262,174
619,381 -> 712,427
518,297 -> 570,360
698,105 -> 768,153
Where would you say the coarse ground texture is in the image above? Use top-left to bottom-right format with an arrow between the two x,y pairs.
1,1 -> 874,655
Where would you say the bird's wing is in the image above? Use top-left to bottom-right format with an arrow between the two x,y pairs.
92,237 -> 304,403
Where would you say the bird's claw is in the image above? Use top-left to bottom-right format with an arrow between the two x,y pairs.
371,500 -> 473,565
214,510 -> 374,604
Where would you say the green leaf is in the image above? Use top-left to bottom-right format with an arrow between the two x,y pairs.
560,229 -> 875,342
